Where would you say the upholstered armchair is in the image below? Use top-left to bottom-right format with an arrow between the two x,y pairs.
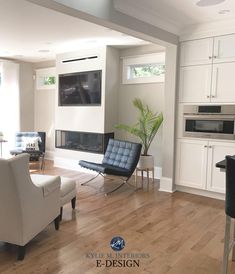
0,154 -> 61,260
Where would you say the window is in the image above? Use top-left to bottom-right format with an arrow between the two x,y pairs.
122,52 -> 165,84
36,67 -> 56,90
43,76 -> 56,86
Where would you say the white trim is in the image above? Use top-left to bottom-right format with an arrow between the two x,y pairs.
136,166 -> 162,180
45,150 -> 55,161
176,185 -> 225,201
35,67 -> 56,90
159,176 -> 176,193
122,52 -> 165,84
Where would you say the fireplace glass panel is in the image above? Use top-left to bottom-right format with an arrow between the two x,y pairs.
55,130 -> 114,154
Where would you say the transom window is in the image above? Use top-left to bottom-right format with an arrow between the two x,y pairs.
122,52 -> 165,84
36,67 -> 56,90
129,63 -> 165,79
43,76 -> 56,86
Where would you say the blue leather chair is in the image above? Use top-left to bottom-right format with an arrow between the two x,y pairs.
10,132 -> 46,170
79,139 -> 142,195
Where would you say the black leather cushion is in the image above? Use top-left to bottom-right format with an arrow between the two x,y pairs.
79,139 -> 142,177
225,156 -> 235,218
79,161 -> 131,177
102,139 -> 141,173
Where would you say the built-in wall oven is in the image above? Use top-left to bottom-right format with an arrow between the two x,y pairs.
183,105 -> 235,140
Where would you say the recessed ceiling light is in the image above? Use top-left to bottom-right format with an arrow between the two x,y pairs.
196,0 -> 226,7
38,49 -> 50,53
13,55 -> 24,58
218,9 -> 230,14
84,40 -> 97,44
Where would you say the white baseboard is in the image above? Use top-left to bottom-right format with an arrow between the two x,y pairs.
45,150 -> 55,160
137,166 -> 162,180
176,185 -> 225,200
52,155 -> 162,179
159,176 -> 176,193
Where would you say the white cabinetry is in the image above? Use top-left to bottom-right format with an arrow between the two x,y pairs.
211,62 -> 235,103
179,34 -> 235,103
179,65 -> 212,103
207,141 -> 235,193
180,38 -> 213,66
176,139 -> 207,189
176,139 -> 235,194
214,34 -> 235,63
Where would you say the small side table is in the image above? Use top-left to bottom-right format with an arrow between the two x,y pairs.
0,140 -> 7,158
135,167 -> 154,190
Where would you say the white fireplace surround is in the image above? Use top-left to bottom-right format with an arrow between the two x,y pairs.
54,46 -> 120,170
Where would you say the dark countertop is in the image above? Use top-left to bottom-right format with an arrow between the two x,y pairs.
216,159 -> 226,169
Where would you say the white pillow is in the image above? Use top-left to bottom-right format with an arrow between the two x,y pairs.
22,136 -> 40,151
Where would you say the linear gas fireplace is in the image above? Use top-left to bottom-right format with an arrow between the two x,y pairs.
55,130 -> 114,154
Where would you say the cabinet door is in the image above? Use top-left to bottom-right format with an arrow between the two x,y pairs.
213,34 -> 235,63
180,38 -> 213,66
211,62 -> 235,103
207,142 -> 235,194
179,65 -> 212,103
176,139 -> 208,189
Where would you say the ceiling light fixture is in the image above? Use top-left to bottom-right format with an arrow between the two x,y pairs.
218,9 -> 230,14
38,49 -> 50,53
196,0 -> 226,7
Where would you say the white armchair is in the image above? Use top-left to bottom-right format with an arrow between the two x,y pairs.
0,154 -> 61,260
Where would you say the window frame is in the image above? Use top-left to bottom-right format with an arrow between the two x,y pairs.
122,52 -> 165,84
36,67 -> 56,90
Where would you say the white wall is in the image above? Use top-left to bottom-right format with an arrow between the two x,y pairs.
55,47 -> 106,133
33,60 -> 56,159
104,47 -> 119,132
116,45 -> 165,177
19,62 -> 34,131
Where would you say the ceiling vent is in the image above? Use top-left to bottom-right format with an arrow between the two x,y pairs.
196,0 -> 226,7
62,55 -> 98,64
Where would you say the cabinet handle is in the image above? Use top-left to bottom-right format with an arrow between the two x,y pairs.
204,145 -> 208,148
213,56 -> 217,59
209,146 -> 212,148
211,95 -> 215,98
206,95 -> 210,98
208,56 -> 212,59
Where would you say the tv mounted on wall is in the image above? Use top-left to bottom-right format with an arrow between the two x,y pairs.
59,70 -> 102,106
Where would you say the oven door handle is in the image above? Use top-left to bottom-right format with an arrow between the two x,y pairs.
184,115 -> 235,120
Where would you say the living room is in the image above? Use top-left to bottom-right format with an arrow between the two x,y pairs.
1,0 -> 235,274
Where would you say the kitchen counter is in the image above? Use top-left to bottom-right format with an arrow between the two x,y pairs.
216,159 -> 226,169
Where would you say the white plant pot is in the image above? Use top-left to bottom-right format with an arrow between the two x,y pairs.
137,155 -> 154,169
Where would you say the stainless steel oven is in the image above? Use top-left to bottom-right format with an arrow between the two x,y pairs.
183,105 -> 235,140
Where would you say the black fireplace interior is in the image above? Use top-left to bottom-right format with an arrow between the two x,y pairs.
55,130 -> 114,154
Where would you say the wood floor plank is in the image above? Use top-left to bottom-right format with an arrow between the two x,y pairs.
0,160 -> 234,273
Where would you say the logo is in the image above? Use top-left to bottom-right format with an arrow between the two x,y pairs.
110,236 -> 125,251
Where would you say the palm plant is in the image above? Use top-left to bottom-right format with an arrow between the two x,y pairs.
115,98 -> 163,156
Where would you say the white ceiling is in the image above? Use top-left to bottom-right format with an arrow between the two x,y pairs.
114,0 -> 235,34
0,0 -> 150,63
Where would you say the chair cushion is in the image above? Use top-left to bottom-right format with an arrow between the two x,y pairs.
30,174 -> 61,197
31,174 -> 76,198
79,160 -> 131,177
102,139 -> 142,174
60,177 -> 76,197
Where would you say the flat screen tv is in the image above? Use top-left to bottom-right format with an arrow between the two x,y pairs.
59,70 -> 102,106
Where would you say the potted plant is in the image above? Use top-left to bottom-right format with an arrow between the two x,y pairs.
115,98 -> 163,169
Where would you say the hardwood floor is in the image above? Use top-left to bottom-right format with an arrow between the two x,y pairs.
0,160 -> 234,274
